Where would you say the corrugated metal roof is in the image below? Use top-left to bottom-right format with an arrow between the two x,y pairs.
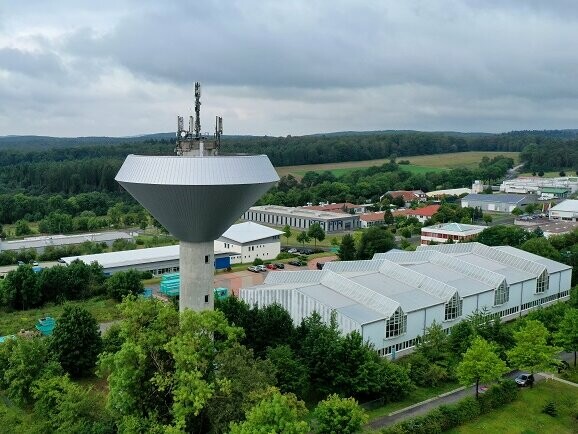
1,232 -> 132,251
550,199 -> 578,212
495,246 -> 572,274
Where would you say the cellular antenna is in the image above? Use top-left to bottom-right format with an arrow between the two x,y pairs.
174,82 -> 222,156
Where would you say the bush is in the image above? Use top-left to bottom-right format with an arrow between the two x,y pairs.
542,401 -> 558,417
276,252 -> 295,260
253,257 -> 264,265
382,382 -> 519,434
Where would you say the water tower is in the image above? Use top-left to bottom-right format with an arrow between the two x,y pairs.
115,83 -> 279,311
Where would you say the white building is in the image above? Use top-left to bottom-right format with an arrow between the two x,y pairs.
215,222 -> 283,264
63,223 -> 282,274
426,187 -> 472,198
241,205 -> 360,233
0,232 -> 133,254
421,222 -> 486,245
240,243 -> 571,358
500,177 -> 578,194
549,199 -> 578,221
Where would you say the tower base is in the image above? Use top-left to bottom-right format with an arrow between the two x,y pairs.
179,241 -> 214,312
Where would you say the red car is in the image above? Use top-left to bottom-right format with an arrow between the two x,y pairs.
266,263 -> 278,270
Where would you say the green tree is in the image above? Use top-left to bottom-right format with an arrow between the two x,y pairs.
456,337 -> 509,399
482,214 -> 493,225
0,337 -> 62,405
33,374 -> 114,434
507,320 -> 561,382
283,224 -> 292,246
0,265 -> 41,310
554,308 -> 578,367
338,233 -> 356,261
229,387 -> 309,434
207,344 -> 276,433
511,207 -> 523,216
296,231 -> 310,247
312,394 -> 367,434
50,306 -> 102,378
383,208 -> 394,225
105,269 -> 144,301
307,223 -> 325,247
266,345 -> 308,398
476,225 -> 531,247
15,219 -> 33,236
521,237 -> 562,261
356,227 -> 396,259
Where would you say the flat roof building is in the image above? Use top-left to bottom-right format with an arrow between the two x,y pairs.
549,199 -> 578,222
500,177 -> 578,194
240,243 -> 571,358
461,193 -> 536,213
426,188 -> 472,198
421,222 -> 486,245
0,232 -> 133,254
241,205 -> 360,233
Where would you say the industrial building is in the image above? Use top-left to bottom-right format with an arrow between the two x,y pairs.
421,222 -> 486,244
0,232 -> 132,254
393,204 -> 441,224
240,243 -> 571,358
461,193 -> 536,213
64,222 -> 282,274
426,187 -> 471,198
302,202 -> 368,214
500,176 -> 578,195
549,199 -> 578,221
241,205 -> 361,233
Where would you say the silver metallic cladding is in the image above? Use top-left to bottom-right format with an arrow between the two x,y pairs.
115,155 -> 279,242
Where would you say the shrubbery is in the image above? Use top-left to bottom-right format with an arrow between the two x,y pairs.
381,381 -> 518,434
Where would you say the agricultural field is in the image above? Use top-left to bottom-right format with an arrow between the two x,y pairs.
446,380 -> 578,434
276,151 -> 520,179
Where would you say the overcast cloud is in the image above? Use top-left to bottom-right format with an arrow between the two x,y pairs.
0,0 -> 577,136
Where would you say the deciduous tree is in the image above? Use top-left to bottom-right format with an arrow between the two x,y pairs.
307,223 -> 325,247
554,308 -> 578,367
456,337 -> 509,399
105,269 -> 144,301
283,224 -> 292,246
338,234 -> 356,261
312,394 -> 368,434
356,227 -> 396,259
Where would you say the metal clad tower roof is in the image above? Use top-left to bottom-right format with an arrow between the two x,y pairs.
115,154 -> 279,242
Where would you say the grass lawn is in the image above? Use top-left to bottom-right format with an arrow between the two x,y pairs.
446,381 -> 578,434
0,298 -> 122,336
276,151 -> 520,179
560,365 -> 578,384
366,381 -> 461,421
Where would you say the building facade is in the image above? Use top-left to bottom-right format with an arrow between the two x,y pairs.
240,243 -> 571,358
461,193 -> 536,213
241,205 -> 360,233
500,176 -> 578,195
421,222 -> 486,244
215,222 -> 283,263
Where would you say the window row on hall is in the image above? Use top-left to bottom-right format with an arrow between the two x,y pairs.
379,337 -> 419,356
521,291 -> 569,311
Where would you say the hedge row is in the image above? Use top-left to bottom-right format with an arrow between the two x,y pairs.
381,380 -> 519,434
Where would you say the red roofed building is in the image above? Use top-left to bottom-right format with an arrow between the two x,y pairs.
360,211 -> 387,228
385,190 -> 427,206
392,204 -> 440,224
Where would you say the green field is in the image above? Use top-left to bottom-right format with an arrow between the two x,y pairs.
446,381 -> 578,434
0,298 -> 122,336
277,151 -> 520,179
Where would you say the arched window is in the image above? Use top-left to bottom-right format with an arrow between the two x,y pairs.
494,280 -> 509,306
536,271 -> 549,294
444,293 -> 463,321
385,307 -> 407,339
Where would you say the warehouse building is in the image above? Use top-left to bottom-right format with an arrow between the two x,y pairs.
421,222 -> 486,244
500,176 -> 578,195
0,232 -> 133,254
461,193 -> 536,213
241,205 -> 360,232
240,242 -> 571,358
63,223 -> 281,274
549,199 -> 578,222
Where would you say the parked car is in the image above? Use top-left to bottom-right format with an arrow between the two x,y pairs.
274,263 -> 285,269
247,266 -> 260,273
57,258 -> 66,263
316,262 -> 325,270
266,263 -> 277,270
256,265 -> 267,272
288,260 -> 305,266
515,373 -> 534,387
32,261 -> 39,266
17,261 -> 25,266
299,248 -> 313,255
288,248 -> 298,254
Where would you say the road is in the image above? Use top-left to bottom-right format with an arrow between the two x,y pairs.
367,352 -> 576,430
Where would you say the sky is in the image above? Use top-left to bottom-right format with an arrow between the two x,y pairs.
1,1 -> 577,137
